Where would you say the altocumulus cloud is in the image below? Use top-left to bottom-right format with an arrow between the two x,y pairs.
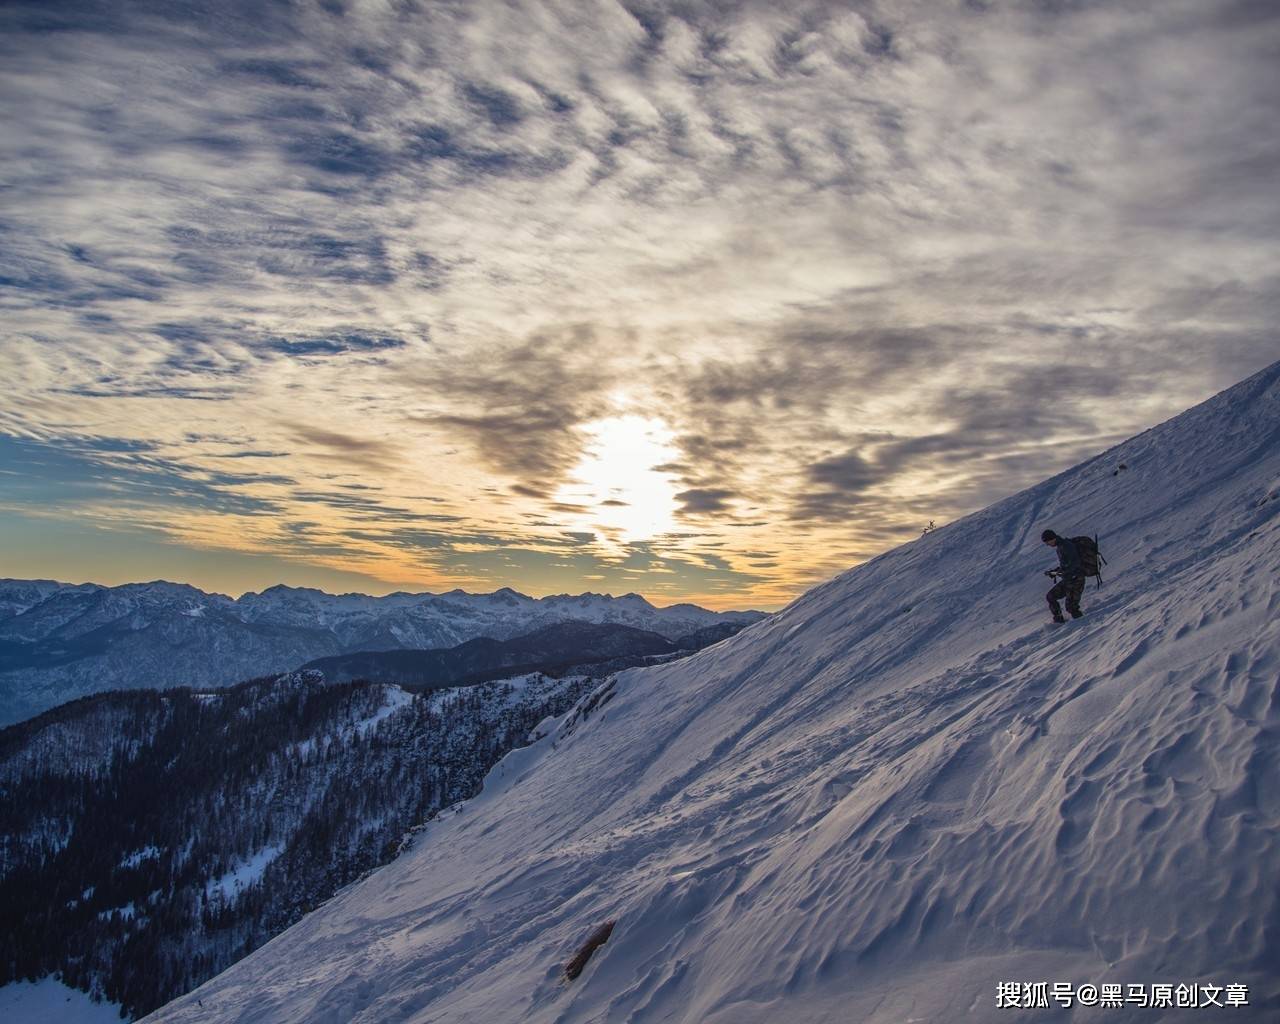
0,0 -> 1277,607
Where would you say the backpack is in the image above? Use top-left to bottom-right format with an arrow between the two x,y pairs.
1070,535 -> 1107,586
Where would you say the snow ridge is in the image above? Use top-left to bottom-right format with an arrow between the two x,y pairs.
144,362 -> 1280,1023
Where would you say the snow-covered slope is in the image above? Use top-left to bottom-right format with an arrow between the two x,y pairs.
144,362 -> 1280,1024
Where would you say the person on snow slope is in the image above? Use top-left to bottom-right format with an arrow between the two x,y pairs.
1042,528 -> 1085,623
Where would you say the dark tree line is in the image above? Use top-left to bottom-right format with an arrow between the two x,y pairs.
0,670 -> 600,1018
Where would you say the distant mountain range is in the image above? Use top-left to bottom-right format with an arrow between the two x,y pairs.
0,580 -> 765,726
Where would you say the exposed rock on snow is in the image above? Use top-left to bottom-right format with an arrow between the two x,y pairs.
563,921 -> 617,981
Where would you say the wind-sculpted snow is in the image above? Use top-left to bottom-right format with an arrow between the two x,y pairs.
144,362 -> 1280,1023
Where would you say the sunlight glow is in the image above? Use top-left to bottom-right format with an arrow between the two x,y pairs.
553,415 -> 680,546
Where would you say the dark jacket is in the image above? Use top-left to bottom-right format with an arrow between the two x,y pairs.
1055,536 -> 1084,578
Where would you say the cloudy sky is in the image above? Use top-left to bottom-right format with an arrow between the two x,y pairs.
1,0 -> 1277,609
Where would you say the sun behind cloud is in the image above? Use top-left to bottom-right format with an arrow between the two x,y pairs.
1,1 -> 1276,610
554,414 -> 680,546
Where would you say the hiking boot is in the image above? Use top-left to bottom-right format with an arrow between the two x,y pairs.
1070,610 -> 1083,619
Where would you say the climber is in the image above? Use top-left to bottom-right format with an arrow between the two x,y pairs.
1042,529 -> 1085,623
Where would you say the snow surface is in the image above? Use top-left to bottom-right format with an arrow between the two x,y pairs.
360,684 -> 415,731
143,362 -> 1280,1023
0,978 -> 122,1023
205,845 -> 284,903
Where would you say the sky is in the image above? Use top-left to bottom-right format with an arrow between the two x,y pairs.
1,0 -> 1277,610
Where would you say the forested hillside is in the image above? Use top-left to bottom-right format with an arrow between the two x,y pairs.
0,669 -> 600,1018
